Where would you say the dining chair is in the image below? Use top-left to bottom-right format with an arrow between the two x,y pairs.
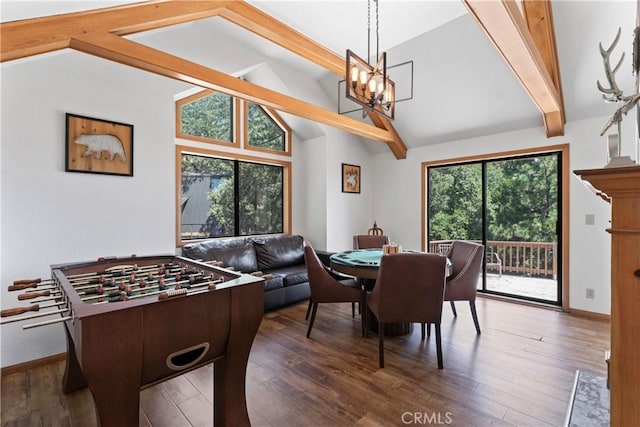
366,253 -> 448,369
441,240 -> 484,335
353,234 -> 390,249
303,242 -> 365,338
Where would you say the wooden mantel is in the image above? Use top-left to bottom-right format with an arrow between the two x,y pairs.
574,165 -> 640,425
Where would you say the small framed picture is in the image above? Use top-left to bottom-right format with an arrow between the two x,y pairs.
342,163 -> 361,193
65,113 -> 134,176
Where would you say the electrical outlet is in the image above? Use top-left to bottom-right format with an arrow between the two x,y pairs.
586,288 -> 595,299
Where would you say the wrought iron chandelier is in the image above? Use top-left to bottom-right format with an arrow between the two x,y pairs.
345,0 -> 396,120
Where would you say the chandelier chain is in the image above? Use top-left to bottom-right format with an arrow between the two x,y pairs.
375,0 -> 380,62
367,0 -> 371,65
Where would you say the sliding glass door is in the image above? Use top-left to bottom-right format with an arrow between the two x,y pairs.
427,151 -> 562,305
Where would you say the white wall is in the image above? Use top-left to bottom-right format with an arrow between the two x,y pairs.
0,52 -> 190,367
372,115 -> 636,315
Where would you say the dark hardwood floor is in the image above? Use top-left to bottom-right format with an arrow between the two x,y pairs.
1,297 -> 610,426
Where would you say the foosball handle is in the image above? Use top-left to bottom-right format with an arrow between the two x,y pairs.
13,278 -> 42,285
1,304 -> 39,318
18,290 -> 51,300
8,282 -> 40,291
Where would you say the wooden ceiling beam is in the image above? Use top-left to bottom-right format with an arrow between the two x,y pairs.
0,1 -> 228,62
1,0 -> 408,158
462,0 -> 564,137
522,0 -> 566,128
219,2 -> 345,76
368,114 -> 407,159
68,32 -> 395,144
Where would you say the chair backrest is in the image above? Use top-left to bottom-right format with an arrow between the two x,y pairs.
304,241 -> 358,302
353,234 -> 390,249
367,253 -> 447,324
445,240 -> 484,300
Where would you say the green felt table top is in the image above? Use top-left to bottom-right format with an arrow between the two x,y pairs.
329,249 -> 384,268
330,249 -> 451,269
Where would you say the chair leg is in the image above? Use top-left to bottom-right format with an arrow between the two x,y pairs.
365,306 -> 370,338
306,303 -> 318,338
305,299 -> 312,320
449,300 -> 457,317
360,300 -> 366,338
378,323 -> 385,368
435,323 -> 443,369
352,302 -> 355,318
427,323 -> 431,337
421,323 -> 425,340
469,300 -> 481,335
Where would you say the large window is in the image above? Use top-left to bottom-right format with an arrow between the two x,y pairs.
179,150 -> 288,241
175,91 -> 292,245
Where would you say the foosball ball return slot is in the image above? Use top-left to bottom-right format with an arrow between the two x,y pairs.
1,254 -> 265,427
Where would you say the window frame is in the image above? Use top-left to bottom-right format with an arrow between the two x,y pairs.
175,89 -> 241,148
421,143 -> 570,311
175,145 -> 292,246
242,100 -> 292,156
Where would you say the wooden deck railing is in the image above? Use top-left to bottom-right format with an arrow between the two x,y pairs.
430,240 -> 558,279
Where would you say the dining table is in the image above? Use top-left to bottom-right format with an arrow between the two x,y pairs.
329,248 -> 452,336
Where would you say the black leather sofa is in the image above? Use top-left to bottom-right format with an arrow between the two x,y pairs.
181,234 -> 310,311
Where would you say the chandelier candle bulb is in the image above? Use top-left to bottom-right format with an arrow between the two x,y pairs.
351,66 -> 359,85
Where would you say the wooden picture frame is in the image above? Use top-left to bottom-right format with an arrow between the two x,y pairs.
342,163 -> 361,193
65,113 -> 134,176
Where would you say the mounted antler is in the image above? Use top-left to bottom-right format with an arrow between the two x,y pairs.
597,27 -> 640,136
597,27 -> 625,103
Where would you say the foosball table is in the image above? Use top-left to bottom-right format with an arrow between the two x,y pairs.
1,254 -> 264,426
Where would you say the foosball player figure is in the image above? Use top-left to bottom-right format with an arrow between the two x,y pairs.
158,277 -> 167,291
119,291 -> 128,301
129,273 -> 136,284
98,274 -> 106,284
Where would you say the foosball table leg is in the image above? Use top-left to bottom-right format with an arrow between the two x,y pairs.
62,325 -> 87,393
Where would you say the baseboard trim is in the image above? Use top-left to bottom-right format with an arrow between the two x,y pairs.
477,293 -> 563,312
1,353 -> 65,376
567,308 -> 611,322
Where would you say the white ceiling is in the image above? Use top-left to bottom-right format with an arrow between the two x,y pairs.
2,1 -> 638,154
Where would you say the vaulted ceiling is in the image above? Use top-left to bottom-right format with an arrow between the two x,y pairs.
1,1 -> 637,157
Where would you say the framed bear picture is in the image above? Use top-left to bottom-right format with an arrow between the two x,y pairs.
65,113 -> 134,176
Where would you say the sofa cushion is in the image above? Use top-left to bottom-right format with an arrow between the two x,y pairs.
253,235 -> 304,270
211,243 -> 259,273
182,238 -> 258,273
263,275 -> 284,291
267,265 -> 308,287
